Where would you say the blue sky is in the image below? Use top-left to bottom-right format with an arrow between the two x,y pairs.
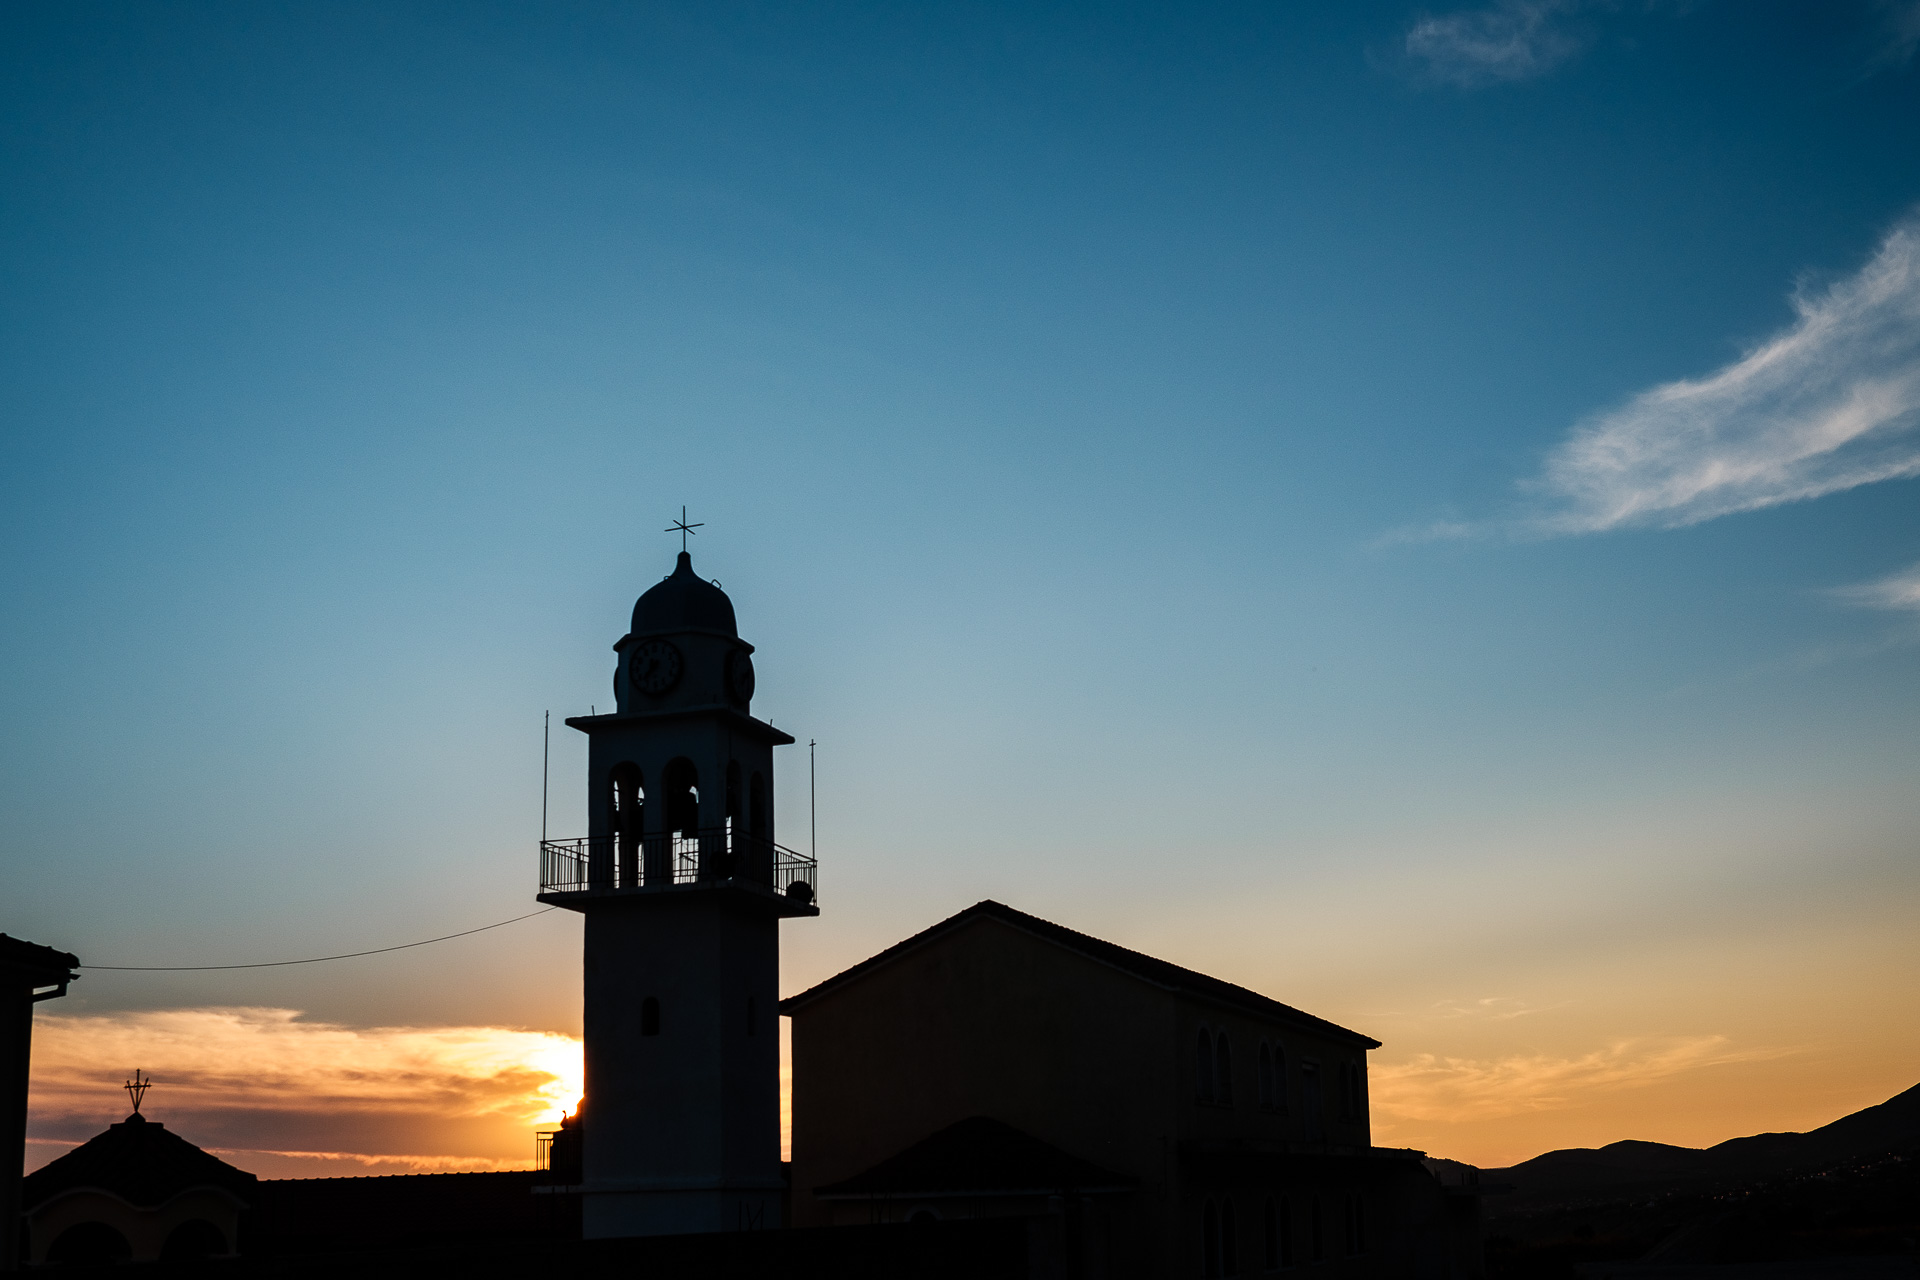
6,0 -> 1919,1170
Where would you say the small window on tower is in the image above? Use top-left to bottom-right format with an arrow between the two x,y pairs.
641,997 -> 660,1037
1197,1029 -> 1215,1104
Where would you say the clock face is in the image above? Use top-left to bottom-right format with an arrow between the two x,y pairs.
727,650 -> 756,704
629,639 -> 683,696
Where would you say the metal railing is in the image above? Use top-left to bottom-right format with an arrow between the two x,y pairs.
540,826 -> 817,903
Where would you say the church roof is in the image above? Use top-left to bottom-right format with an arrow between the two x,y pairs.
23,1114 -> 258,1210
630,551 -> 737,638
780,899 -> 1381,1049
813,1116 -> 1135,1198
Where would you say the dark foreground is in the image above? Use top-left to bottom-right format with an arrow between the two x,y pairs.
1484,1147 -> 1920,1279
21,1216 -> 1037,1279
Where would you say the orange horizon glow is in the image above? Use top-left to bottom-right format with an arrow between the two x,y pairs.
26,1002 -> 1913,1177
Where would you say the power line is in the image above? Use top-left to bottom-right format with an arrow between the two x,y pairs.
80,908 -> 560,971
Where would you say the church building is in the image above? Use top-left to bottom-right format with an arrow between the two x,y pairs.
783,900 -> 1484,1278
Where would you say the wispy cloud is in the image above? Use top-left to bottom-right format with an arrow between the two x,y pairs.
1370,1036 -> 1795,1123
27,1007 -> 581,1175
1530,209 -> 1920,534
1833,559 -> 1920,611
1426,995 -> 1571,1022
1402,1 -> 1587,88
1870,1 -> 1920,70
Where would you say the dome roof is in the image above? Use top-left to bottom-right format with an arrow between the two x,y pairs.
631,551 -> 737,637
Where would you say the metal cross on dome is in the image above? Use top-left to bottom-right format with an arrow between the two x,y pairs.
124,1069 -> 151,1115
666,506 -> 704,552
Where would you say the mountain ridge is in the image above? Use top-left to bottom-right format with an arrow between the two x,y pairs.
1481,1080 -> 1920,1208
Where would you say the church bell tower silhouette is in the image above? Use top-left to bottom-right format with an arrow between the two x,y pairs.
539,540 -> 816,1238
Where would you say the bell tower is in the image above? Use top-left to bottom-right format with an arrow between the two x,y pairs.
539,547 -> 817,1238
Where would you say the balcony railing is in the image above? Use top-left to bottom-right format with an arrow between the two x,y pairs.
539,826 -> 817,904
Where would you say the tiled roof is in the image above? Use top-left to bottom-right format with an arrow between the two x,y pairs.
780,899 -> 1380,1049
814,1116 -> 1135,1197
23,1114 -> 257,1210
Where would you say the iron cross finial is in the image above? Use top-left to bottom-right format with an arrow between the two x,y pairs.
666,506 -> 704,552
124,1069 -> 151,1115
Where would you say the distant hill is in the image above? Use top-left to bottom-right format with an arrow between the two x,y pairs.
1483,1081 -> 1920,1210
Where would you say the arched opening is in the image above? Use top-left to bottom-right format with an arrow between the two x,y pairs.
48,1221 -> 132,1266
908,1207 -> 938,1224
1215,1031 -> 1233,1105
1272,1045 -> 1288,1113
662,758 -> 699,835
1202,1199 -> 1221,1278
641,996 -> 660,1037
1343,1194 -> 1365,1256
160,1218 -> 228,1261
1262,1197 -> 1279,1270
1274,1196 -> 1293,1268
1258,1042 -> 1274,1109
1309,1196 -> 1324,1262
1196,1028 -> 1215,1103
610,763 -> 644,888
1221,1196 -> 1238,1275
661,757 -> 699,880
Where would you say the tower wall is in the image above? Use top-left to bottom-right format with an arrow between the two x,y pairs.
581,893 -> 783,1236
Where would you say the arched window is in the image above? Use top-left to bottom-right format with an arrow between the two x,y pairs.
1202,1199 -> 1222,1278
1343,1194 -> 1365,1256
1258,1043 -> 1274,1109
1273,1044 -> 1288,1113
610,763 -> 644,888
1216,1031 -> 1233,1105
1301,1061 -> 1323,1140
641,996 -> 660,1037
1196,1029 -> 1215,1103
1309,1196 -> 1324,1262
1221,1196 -> 1239,1276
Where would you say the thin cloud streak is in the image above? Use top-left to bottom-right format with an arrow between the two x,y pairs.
1370,1036 -> 1796,1123
1532,209 -> 1920,533
1833,560 -> 1920,611
1403,1 -> 1586,88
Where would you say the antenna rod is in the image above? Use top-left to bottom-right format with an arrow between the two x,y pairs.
810,739 -> 817,861
541,711 -> 550,843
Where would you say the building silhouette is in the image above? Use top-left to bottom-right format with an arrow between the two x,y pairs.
19,1109 -> 255,1265
784,899 -> 1483,1277
537,549 -> 818,1238
2,934 -> 78,1274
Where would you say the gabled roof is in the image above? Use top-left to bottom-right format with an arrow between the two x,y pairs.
24,1114 -> 258,1210
779,899 -> 1380,1049
814,1116 -> 1135,1198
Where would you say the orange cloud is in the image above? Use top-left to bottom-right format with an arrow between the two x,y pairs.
27,1008 -> 582,1177
1370,1035 -> 1799,1124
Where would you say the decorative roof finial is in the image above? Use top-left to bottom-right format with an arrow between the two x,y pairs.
665,506 -> 704,554
124,1069 -> 151,1115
